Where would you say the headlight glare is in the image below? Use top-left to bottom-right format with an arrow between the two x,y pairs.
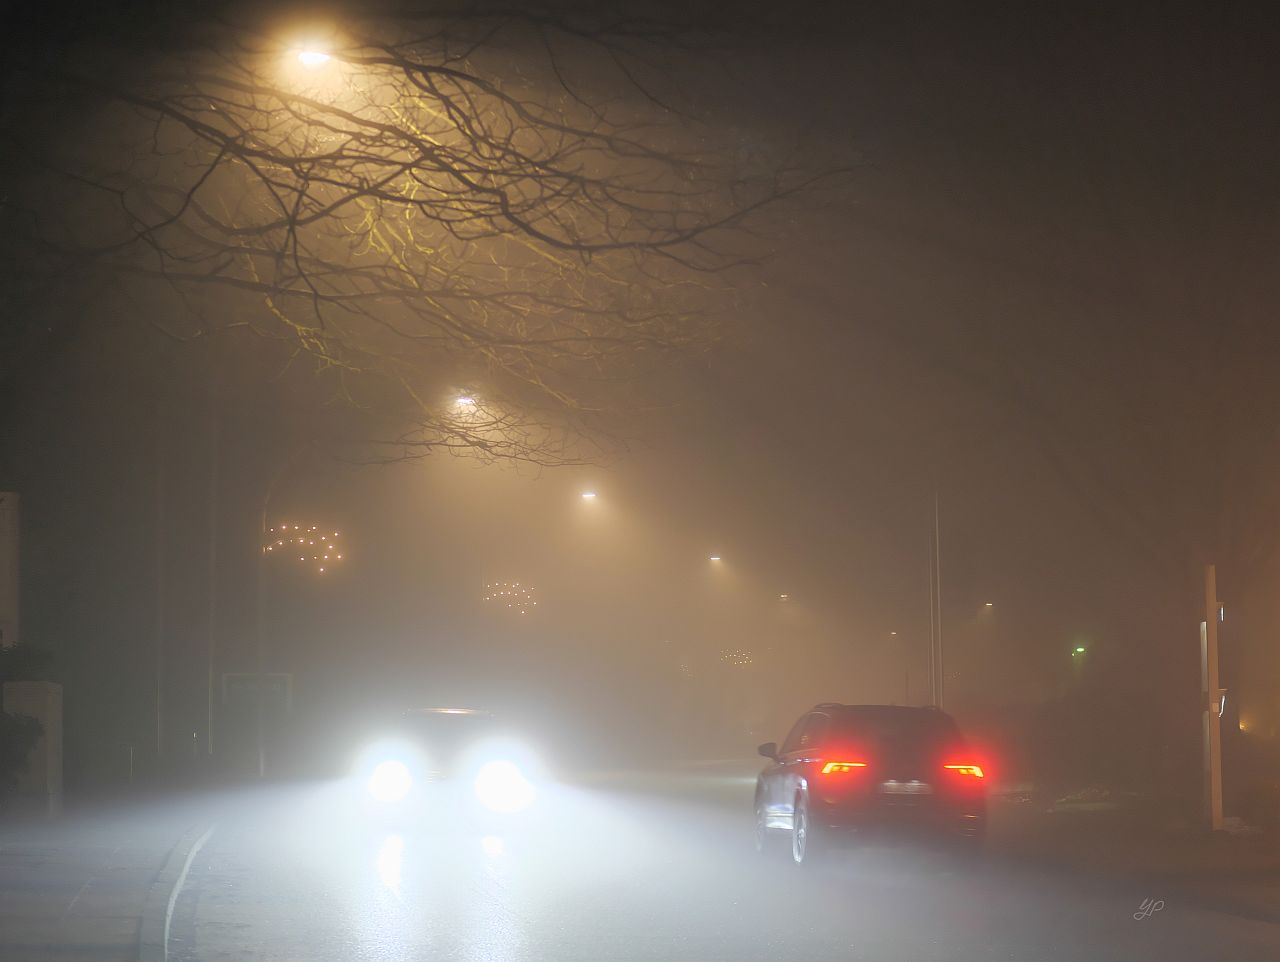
474,759 -> 536,813
368,759 -> 413,803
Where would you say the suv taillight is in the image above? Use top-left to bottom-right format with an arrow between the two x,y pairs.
942,763 -> 984,778
820,761 -> 869,775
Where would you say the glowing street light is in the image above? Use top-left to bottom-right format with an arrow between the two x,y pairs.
581,491 -> 597,501
984,602 -> 994,607
709,554 -> 722,562
297,49 -> 332,67
449,395 -> 483,422
1073,646 -> 1086,654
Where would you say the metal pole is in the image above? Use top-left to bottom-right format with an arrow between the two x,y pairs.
934,491 -> 944,709
1203,564 -> 1224,831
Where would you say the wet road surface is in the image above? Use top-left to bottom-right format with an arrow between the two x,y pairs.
170,772 -> 1280,962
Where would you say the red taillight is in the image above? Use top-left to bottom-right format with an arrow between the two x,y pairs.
820,761 -> 868,774
943,763 -> 984,778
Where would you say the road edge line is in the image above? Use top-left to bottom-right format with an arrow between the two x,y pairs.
139,821 -> 217,962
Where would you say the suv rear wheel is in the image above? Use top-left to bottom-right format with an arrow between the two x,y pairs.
792,792 -> 822,865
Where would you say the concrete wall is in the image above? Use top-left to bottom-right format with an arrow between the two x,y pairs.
2,680 -> 62,815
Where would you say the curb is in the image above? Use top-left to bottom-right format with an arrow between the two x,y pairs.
139,821 -> 217,962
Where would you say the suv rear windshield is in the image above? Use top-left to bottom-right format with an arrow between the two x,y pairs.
827,708 -> 961,751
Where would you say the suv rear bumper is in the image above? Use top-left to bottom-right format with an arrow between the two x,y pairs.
812,795 -> 986,840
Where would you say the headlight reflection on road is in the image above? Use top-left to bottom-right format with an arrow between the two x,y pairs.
375,834 -> 405,898
474,760 -> 537,813
368,760 -> 414,803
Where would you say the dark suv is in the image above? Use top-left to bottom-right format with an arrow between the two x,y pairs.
754,704 -> 986,864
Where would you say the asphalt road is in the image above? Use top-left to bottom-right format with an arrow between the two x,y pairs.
169,771 -> 1280,962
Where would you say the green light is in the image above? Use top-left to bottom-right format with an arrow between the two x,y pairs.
1074,646 -> 1086,654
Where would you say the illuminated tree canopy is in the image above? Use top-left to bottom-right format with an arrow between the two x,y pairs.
8,7 -> 812,463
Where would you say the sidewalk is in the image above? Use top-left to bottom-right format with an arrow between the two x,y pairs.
988,799 -> 1280,923
0,796 -> 210,961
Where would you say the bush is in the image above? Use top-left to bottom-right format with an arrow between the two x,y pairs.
0,644 -> 55,800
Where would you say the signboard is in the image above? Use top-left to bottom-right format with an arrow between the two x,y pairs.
0,493 -> 17,648
221,672 -> 293,713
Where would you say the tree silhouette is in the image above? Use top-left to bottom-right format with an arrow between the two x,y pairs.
6,8 -> 810,463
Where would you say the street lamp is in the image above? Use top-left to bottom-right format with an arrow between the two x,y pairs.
297,49 -> 331,67
709,554 -> 722,562
581,491 -> 597,501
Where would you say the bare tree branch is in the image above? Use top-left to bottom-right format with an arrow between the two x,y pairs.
7,7 -> 821,465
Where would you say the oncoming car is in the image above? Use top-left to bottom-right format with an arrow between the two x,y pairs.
352,708 -> 544,822
754,704 -> 987,865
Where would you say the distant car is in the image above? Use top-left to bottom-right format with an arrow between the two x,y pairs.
754,704 -> 987,864
353,708 -> 542,820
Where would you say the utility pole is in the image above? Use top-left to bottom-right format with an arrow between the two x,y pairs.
1202,564 -> 1224,831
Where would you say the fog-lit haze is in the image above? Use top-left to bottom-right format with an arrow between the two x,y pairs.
3,0 -> 1278,813
5,6 -> 1280,962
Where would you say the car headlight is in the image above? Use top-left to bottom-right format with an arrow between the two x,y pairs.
474,759 -> 536,813
368,759 -> 414,803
